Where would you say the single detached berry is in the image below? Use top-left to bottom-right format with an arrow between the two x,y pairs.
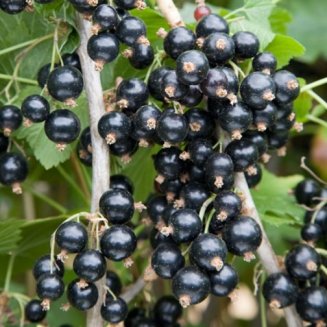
101,297 -> 128,323
116,16 -> 147,46
67,279 -> 99,311
87,32 -> 120,70
214,190 -> 242,222
33,254 -> 64,280
0,152 -> 28,194
190,233 -> 227,272
176,50 -> 209,85
21,95 -> 50,125
92,5 -> 118,34
160,70 -> 189,101
47,66 -> 84,106
106,270 -> 122,297
172,266 -> 210,308
222,216 -> 262,261
44,109 -> 81,151
294,179 -> 321,206
285,244 -> 321,280
252,52 -> 277,75
99,188 -> 134,224
25,300 -> 47,323
200,67 -> 229,99
232,31 -> 259,60
153,296 -> 182,325
196,14 -> 229,38
209,263 -> 238,297
0,105 -> 22,136
273,70 -> 300,104
263,272 -> 298,309
55,221 -> 88,255
100,225 -> 137,261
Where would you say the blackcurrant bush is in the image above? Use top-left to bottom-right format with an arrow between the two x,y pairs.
285,244 -> 321,280
177,182 -> 210,211
262,272 -> 298,308
47,66 -> 84,105
44,109 -> 81,151
148,67 -> 173,101
172,266 -> 210,307
0,105 -> 22,136
151,243 -> 185,279
106,270 -> 122,296
0,133 -> 9,153
185,108 -> 215,140
301,223 -> 322,243
116,16 -> 147,46
232,31 -> 259,60
87,32 -> 120,70
294,179 -> 321,206
200,67 -> 229,99
252,102 -> 277,132
101,297 -> 128,323
252,52 -> 277,75
160,70 -> 189,101
240,72 -> 276,109
125,43 -> 154,69
213,190 -> 242,222
164,27 -> 196,60
196,14 -> 229,38
55,221 -> 88,254
25,300 -> 47,323
21,95 -> 50,124
67,279 -> 98,311
36,273 -> 64,305
222,216 -> 262,261
110,174 -> 134,194
62,52 -> 81,71
33,254 -> 64,280
100,225 -> 137,261
0,0 -> 27,14
92,4 -> 118,33
273,70 -> 300,104
99,188 -> 134,224
305,206 -> 327,234
154,295 -> 182,325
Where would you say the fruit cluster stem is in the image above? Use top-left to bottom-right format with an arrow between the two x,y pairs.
76,15 -> 110,327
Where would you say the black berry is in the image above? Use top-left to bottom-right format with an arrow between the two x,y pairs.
153,295 -> 182,325
36,273 -> 64,303
252,52 -> 277,75
0,105 -> 22,136
213,190 -> 242,222
116,16 -> 147,46
160,70 -> 189,101
110,174 -> 134,194
200,67 -> 228,99
21,95 -> 50,124
232,31 -> 259,60
294,179 -> 321,206
33,254 -> 64,280
92,5 -> 118,33
25,300 -> 47,323
196,14 -> 229,38
273,70 -> 300,105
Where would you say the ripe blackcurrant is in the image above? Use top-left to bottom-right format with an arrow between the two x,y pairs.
146,195 -> 167,226
33,254 -> 64,280
148,67 -> 173,101
262,272 -> 298,308
243,131 -> 269,160
245,162 -> 262,188
305,206 -> 327,234
177,182 -> 210,211
100,225 -> 137,261
252,52 -> 277,75
200,67 -> 229,99
110,136 -> 138,160
101,297 -> 128,323
44,109 -> 81,151
183,138 -> 213,166
285,244 -> 321,280
70,0 -> 106,15
301,223 -> 322,243
179,85 -> 203,107
222,216 -> 262,261
47,66 -> 84,105
172,266 -> 210,308
196,14 -> 229,38
0,133 -> 9,153
273,70 -> 300,104
294,179 -> 321,206
77,141 -> 92,166
213,190 -> 242,222
0,105 -> 22,136
114,0 -> 145,10
160,70 -> 189,101
92,5 -> 118,33
232,31 -> 259,60
25,300 -> 47,323
125,43 -> 154,69
222,66 -> 239,104
116,16 -> 147,46
37,63 -> 52,88
62,52 -> 81,71
253,102 -> 277,132
0,0 -> 26,14
36,273 -> 64,307
67,279 -> 98,311
110,174 -> 134,194
106,270 -> 122,297
153,295 -> 182,325
21,95 -> 50,124
150,227 -> 176,249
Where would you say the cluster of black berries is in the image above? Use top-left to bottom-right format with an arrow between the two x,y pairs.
262,178 -> 327,325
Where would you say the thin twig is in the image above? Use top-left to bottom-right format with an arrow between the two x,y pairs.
301,157 -> 327,185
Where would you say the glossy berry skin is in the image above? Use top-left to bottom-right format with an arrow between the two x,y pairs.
73,250 -> 106,282
99,189 -> 134,224
62,52 -> 81,71
125,308 -> 146,327
203,32 -> 235,65
0,152 -> 28,187
209,263 -> 238,297
116,78 -> 149,112
80,127 -> 92,151
47,66 -> 83,103
305,206 -> 327,233
245,162 -> 262,188
200,67 -> 228,99
100,225 -> 137,261
92,5 -> 118,32
87,33 -> 120,66
110,137 -> 138,158
176,50 -> 209,85
154,147 -> 184,180
222,216 -> 262,257
0,105 -> 22,135
55,221 -> 88,253
164,27 -> 196,60
273,70 -> 300,105
114,0 -> 140,10
180,85 -> 203,108
77,142 -> 92,167
214,190 -> 242,222
0,0 -> 26,14
196,14 -> 229,38
148,67 -> 172,101
168,209 -> 202,244
172,266 -> 210,307
106,270 -> 122,296
267,129 -> 289,150
252,52 -> 277,75
44,109 -> 81,145
194,5 -> 211,21
157,109 -> 188,144
37,63 -> 52,88
179,182 -> 210,211
190,234 -> 227,272
133,105 -> 161,138
263,272 -> 298,308
101,297 -> 128,323
150,228 -> 176,249
243,131 -> 268,156
146,195 -> 167,225
285,244 -> 321,280
253,102 -> 277,131
151,243 -> 185,279
21,95 -> 50,123
154,296 -> 182,325
128,43 -> 154,69
186,139 -> 213,166
240,72 -> 276,109
67,279 -> 98,311
301,223 -> 322,243
232,31 -> 259,60
161,70 -> 189,101
0,133 -> 9,153
25,300 -> 47,323
218,102 -> 253,138
36,273 -> 64,301
33,255 -> 64,280
69,0 -> 106,14
296,286 -> 327,323
294,179 -> 320,206
222,66 -> 239,99
110,174 -> 134,194
225,139 -> 259,172
185,108 -> 214,141
116,16 -> 146,46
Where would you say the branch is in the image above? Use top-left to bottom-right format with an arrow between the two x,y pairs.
76,15 -> 110,327
121,277 -> 146,303
156,0 -> 184,27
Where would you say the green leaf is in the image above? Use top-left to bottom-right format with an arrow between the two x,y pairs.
0,220 -> 24,254
251,169 -> 304,226
265,34 -> 305,68
269,7 -> 292,34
